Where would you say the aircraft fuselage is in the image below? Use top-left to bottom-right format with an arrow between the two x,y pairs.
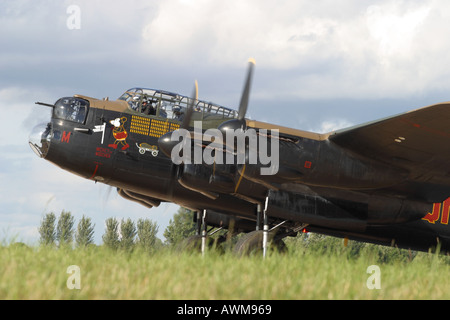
29,89 -> 450,253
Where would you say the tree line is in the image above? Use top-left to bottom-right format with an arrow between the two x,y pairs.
38,207 -> 195,250
38,208 -> 421,262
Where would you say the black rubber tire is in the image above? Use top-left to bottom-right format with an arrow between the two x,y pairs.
177,235 -> 225,253
233,230 -> 287,256
177,235 -> 210,252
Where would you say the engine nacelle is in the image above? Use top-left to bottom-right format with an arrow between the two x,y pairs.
266,189 -> 428,232
178,163 -> 236,199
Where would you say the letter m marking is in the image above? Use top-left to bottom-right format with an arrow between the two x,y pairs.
61,131 -> 71,143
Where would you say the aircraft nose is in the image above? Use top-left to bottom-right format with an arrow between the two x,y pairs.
29,122 -> 52,158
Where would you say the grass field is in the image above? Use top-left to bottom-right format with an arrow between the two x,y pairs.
1,238 -> 449,300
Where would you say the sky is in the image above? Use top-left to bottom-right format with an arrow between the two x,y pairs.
2,0 -> 450,244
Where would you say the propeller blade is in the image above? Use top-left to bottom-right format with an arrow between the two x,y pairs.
238,58 -> 255,121
181,80 -> 198,130
161,59 -> 256,159
159,81 -> 198,158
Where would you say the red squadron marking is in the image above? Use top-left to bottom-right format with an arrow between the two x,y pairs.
423,198 -> 450,225
61,131 -> 71,143
423,203 -> 441,224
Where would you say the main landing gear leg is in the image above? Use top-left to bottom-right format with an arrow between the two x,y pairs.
233,196 -> 274,257
201,209 -> 207,256
262,196 -> 269,259
180,210 -> 218,253
195,210 -> 201,236
256,203 -> 262,231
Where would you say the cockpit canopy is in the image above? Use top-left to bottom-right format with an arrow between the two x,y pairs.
118,88 -> 238,121
53,97 -> 89,124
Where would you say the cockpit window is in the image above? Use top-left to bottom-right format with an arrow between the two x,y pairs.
118,88 -> 239,120
53,97 -> 89,124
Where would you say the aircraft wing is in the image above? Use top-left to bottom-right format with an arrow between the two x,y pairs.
328,102 -> 450,202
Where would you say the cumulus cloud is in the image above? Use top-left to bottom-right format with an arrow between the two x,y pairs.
139,0 -> 450,100
366,3 -> 431,58
4,0 -> 450,100
316,119 -> 354,134
141,0 -> 346,68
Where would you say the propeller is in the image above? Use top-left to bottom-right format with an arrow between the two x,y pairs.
158,80 -> 198,160
218,58 -> 255,134
181,80 -> 198,130
158,58 -> 256,159
238,57 -> 256,121
156,59 -> 257,201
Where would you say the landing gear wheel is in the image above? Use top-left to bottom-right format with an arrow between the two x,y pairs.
177,235 -> 210,252
177,235 -> 226,253
233,230 -> 287,256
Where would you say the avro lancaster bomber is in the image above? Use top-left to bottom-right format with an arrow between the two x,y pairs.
30,60 -> 450,255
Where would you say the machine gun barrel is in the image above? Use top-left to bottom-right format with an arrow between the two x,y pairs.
35,102 -> 55,108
